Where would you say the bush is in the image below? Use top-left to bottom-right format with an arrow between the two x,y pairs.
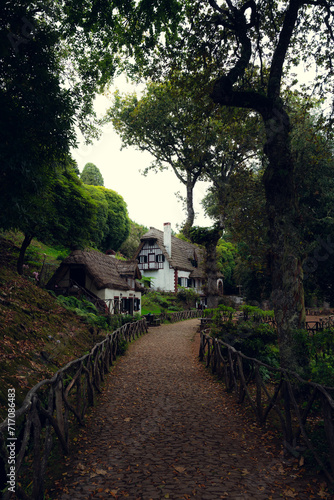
176,287 -> 200,309
116,338 -> 128,356
292,328 -> 334,385
56,295 -> 110,330
240,304 -> 274,322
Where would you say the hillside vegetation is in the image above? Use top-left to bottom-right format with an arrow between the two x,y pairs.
0,233 -> 112,421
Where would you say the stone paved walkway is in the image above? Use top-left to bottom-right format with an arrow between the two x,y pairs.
50,319 -> 328,499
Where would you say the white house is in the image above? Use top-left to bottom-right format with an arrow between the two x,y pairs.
47,249 -> 143,315
134,223 -> 223,305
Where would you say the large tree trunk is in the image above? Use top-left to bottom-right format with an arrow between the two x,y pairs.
17,233 -> 34,275
262,107 -> 305,370
190,226 -> 222,310
204,238 -> 220,309
182,176 -> 196,239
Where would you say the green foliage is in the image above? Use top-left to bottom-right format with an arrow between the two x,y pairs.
138,276 -> 155,289
176,286 -> 200,310
56,295 -> 111,330
96,186 -> 130,252
189,225 -> 222,246
45,167 -> 99,250
203,304 -> 236,320
0,3 -> 76,232
82,184 -> 109,248
80,163 -> 104,186
79,184 -> 131,252
141,290 -> 185,315
293,329 -> 334,385
239,305 -> 274,322
119,221 -> 148,259
116,338 -> 128,356
215,320 -> 278,366
216,239 -> 238,294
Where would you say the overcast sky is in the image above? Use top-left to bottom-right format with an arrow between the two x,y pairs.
70,65 -> 320,234
71,78 -> 212,234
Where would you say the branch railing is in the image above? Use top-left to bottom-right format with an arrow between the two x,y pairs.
161,309 -> 202,323
0,318 -> 148,500
199,330 -> 334,484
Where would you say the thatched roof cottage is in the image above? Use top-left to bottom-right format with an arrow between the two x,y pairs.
47,249 -> 143,315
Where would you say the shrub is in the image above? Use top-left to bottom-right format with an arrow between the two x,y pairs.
176,287 -> 200,309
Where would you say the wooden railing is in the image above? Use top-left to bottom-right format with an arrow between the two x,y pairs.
0,318 -> 148,500
199,330 -> 334,484
161,309 -> 202,323
304,316 -> 334,333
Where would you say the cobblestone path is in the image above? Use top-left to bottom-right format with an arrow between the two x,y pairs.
51,319 -> 326,499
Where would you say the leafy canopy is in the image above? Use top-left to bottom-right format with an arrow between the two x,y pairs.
81,163 -> 104,186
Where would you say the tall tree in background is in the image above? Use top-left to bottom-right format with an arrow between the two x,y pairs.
106,80 -> 221,236
142,1 -> 334,369
0,0 -> 183,242
81,163 -> 104,186
16,164 -> 99,274
119,221 -> 148,259
0,1 -> 76,231
97,187 -> 131,252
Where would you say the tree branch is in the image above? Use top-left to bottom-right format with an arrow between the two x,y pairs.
267,0 -> 301,100
211,86 -> 272,119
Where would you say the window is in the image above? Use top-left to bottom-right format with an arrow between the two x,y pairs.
178,277 -> 189,287
114,297 -> 120,314
128,278 -> 135,289
70,267 -> 85,287
139,255 -> 147,263
156,254 -> 165,263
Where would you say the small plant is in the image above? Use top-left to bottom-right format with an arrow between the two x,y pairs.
117,338 -> 128,356
176,286 -> 200,310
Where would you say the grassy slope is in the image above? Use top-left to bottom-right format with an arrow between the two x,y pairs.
0,234 -> 108,421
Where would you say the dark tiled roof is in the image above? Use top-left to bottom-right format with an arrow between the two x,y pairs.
137,228 -> 206,278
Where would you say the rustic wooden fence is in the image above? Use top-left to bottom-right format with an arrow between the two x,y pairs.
199,330 -> 334,485
162,309 -> 202,323
304,315 -> 334,334
0,318 -> 148,500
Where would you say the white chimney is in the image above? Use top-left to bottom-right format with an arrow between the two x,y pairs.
164,222 -> 172,256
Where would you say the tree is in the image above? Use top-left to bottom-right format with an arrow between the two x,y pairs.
16,164 -> 99,274
1,0 -> 183,242
0,2 -> 77,232
82,184 -> 131,252
119,221 -> 148,259
290,98 -> 334,306
216,238 -> 238,295
142,1 -> 334,369
189,225 -> 223,308
96,187 -> 131,252
81,163 -> 104,186
106,80 -> 230,236
82,183 -> 109,248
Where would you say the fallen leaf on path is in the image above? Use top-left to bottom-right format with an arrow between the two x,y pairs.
95,468 -> 108,475
283,488 -> 297,498
173,465 -> 186,473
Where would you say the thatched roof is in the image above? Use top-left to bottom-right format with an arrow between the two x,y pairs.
49,250 -> 142,291
135,227 -> 207,279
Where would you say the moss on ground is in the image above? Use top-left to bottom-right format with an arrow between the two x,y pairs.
0,236 -> 107,420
